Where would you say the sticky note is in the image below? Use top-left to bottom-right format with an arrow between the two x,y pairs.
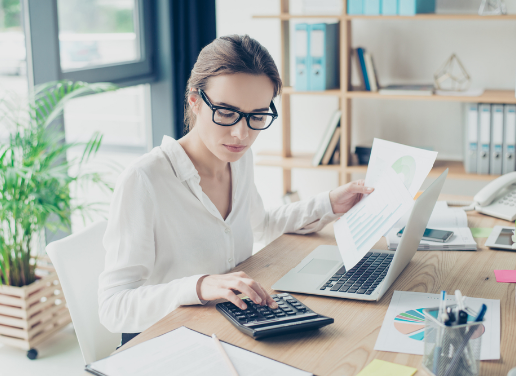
494,270 -> 516,283
356,359 -> 417,376
470,227 -> 493,238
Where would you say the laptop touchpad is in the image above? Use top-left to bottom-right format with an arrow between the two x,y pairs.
298,258 -> 336,275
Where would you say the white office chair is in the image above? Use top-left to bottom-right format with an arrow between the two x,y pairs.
46,220 -> 120,365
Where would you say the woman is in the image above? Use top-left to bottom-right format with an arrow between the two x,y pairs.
98,35 -> 373,346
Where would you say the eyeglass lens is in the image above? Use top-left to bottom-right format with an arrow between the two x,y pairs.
214,108 -> 274,129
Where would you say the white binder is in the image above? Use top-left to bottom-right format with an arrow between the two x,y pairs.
503,104 -> 516,174
478,104 -> 491,174
490,104 -> 504,175
464,104 -> 478,174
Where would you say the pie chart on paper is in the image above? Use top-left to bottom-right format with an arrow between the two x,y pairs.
391,156 -> 416,191
394,308 -> 486,341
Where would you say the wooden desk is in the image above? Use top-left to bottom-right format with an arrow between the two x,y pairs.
92,202 -> 516,375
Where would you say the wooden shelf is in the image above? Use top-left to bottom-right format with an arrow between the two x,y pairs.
254,14 -> 516,21
283,88 -> 516,103
256,157 -> 501,181
282,87 -> 341,96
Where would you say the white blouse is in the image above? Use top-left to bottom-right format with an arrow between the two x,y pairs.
98,136 -> 340,333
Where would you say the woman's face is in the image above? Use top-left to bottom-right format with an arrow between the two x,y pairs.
189,73 -> 275,163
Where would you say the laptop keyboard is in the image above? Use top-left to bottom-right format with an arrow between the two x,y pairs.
319,252 -> 393,295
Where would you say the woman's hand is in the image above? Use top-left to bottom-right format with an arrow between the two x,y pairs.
329,179 -> 374,214
196,272 -> 278,310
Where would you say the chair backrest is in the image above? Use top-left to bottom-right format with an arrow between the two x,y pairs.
46,220 -> 120,364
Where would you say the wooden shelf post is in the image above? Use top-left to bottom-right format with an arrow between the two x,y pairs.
340,0 -> 352,185
280,0 -> 292,195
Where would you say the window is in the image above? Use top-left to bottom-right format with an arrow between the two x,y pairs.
0,0 -> 28,139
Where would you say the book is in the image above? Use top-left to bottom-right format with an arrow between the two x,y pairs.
330,139 -> 341,165
385,201 -> 477,251
364,52 -> 378,92
85,326 -> 312,376
356,47 -> 370,91
321,126 -> 340,165
312,110 -> 341,166
378,84 -> 434,96
352,48 -> 366,90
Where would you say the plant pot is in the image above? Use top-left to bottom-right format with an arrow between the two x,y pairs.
0,256 -> 71,359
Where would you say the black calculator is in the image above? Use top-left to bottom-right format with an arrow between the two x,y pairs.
216,293 -> 334,339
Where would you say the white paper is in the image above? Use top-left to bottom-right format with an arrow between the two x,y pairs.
365,139 -> 438,198
386,201 -> 477,250
374,291 -> 500,360
87,326 -> 312,376
435,88 -> 485,97
334,167 -> 413,270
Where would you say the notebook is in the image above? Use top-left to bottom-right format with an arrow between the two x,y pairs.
386,201 -> 477,251
85,326 -> 312,376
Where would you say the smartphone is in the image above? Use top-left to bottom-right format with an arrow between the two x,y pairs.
396,227 -> 454,242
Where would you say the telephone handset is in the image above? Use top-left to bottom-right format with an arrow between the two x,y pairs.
473,171 -> 516,222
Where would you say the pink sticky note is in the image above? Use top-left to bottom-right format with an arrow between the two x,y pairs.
494,270 -> 516,283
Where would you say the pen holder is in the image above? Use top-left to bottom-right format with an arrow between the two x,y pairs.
422,306 -> 483,376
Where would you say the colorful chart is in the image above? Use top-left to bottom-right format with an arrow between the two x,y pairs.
391,155 -> 416,191
394,308 -> 486,341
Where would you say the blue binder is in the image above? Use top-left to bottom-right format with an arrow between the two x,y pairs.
382,0 -> 398,14
399,0 -> 435,15
308,23 -> 339,91
356,47 -> 370,91
364,0 -> 381,15
348,0 -> 364,14
295,23 -> 309,91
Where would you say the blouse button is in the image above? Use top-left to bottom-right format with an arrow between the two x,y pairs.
225,228 -> 230,234
228,257 -> 233,263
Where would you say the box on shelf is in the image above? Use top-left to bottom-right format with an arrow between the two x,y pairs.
381,0 -> 398,15
398,0 -> 435,15
347,0 -> 364,14
364,0 -> 381,15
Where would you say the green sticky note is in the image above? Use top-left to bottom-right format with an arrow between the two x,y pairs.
356,359 -> 417,376
470,228 -> 493,238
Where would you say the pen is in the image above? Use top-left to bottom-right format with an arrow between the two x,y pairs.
433,290 -> 447,375
442,304 -> 487,376
212,334 -> 240,376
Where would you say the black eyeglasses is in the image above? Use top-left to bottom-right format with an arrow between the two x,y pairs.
198,88 -> 278,130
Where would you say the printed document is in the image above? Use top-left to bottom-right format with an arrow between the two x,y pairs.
86,326 -> 312,376
374,291 -> 500,360
334,167 -> 413,270
366,139 -> 438,198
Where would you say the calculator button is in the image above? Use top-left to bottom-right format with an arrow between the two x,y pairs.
275,312 -> 286,317
286,311 -> 296,315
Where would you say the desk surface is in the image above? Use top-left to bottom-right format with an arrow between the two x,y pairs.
91,199 -> 516,376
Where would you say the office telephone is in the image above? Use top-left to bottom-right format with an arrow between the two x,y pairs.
472,171 -> 516,222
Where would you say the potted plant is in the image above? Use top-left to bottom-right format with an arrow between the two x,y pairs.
0,80 -> 116,359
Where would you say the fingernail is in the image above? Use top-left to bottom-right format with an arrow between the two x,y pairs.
271,302 -> 278,309
366,187 -> 374,192
256,297 -> 262,304
241,304 -> 247,310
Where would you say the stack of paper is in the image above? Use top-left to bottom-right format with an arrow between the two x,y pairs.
386,201 -> 477,251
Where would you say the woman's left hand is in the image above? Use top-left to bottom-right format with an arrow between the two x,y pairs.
329,179 -> 374,214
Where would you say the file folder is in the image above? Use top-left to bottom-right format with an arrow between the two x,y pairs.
490,104 -> 504,175
295,23 -> 309,92
478,104 -> 491,174
308,23 -> 339,91
348,0 -> 364,14
364,0 -> 381,15
503,104 -> 516,174
464,104 -> 478,174
382,0 -> 398,14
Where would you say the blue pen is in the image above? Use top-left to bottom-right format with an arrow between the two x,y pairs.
443,304 -> 487,376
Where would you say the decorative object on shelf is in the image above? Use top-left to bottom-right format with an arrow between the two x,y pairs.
355,146 -> 372,165
0,81 -> 116,358
478,0 -> 507,15
434,54 -> 471,92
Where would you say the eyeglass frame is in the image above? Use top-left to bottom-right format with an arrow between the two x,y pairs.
197,88 -> 278,130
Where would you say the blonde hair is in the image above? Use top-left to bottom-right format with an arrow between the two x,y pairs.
184,34 -> 282,134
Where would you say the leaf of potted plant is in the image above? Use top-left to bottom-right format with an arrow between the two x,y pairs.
0,80 -> 116,359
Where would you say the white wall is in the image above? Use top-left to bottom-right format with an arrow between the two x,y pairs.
216,0 -> 516,208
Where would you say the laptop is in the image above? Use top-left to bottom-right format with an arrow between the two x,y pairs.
272,169 -> 448,302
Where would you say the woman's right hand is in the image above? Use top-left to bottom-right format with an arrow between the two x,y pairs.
196,272 -> 278,310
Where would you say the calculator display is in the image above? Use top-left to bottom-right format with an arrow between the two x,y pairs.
495,228 -> 515,246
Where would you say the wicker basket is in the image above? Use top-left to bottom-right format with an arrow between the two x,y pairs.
0,255 -> 71,359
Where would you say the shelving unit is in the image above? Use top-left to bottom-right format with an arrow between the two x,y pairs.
254,1 -> 515,194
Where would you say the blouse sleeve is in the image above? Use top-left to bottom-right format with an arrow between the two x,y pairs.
248,155 -> 341,246
98,168 -> 206,334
